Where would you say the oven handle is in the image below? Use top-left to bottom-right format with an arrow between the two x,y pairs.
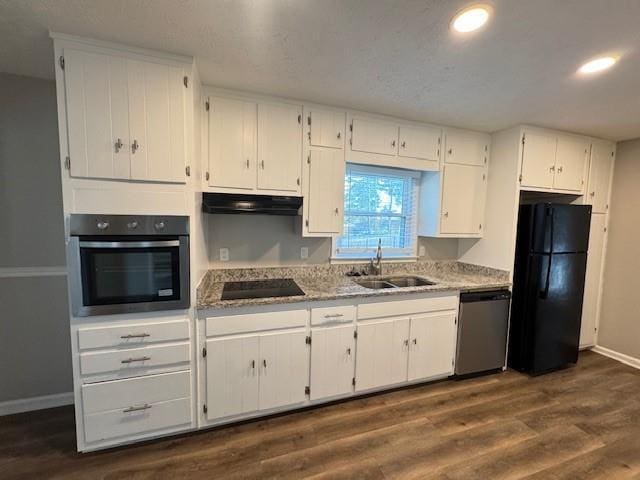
79,240 -> 180,248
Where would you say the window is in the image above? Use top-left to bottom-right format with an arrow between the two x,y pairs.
332,164 -> 420,259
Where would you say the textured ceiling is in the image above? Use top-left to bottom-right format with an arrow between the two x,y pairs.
1,0 -> 639,141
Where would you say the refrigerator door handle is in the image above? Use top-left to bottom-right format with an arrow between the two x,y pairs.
540,208 -> 554,299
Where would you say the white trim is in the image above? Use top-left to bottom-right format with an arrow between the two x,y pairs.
592,345 -> 640,370
0,392 -> 74,416
0,266 -> 67,278
330,257 -> 418,264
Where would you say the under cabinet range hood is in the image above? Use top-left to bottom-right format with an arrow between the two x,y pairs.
202,193 -> 302,215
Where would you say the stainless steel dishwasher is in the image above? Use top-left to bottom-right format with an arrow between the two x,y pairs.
455,290 -> 511,377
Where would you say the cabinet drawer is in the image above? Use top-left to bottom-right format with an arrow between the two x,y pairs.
78,319 -> 189,350
311,305 -> 356,326
80,342 -> 190,376
206,308 -> 308,336
357,294 -> 458,320
82,370 -> 191,414
84,397 -> 191,443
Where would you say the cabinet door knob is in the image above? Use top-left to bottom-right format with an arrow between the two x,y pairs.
549,165 -> 556,172
335,207 -> 339,214
401,141 -> 406,148
114,138 -> 124,153
404,339 -> 409,347
443,211 -> 449,218
448,148 -> 453,155
131,139 -> 139,153
590,191 -> 595,197
246,158 -> 250,169
261,160 -> 265,169
391,140 -> 396,147
557,165 -> 563,173
251,360 -> 255,369
263,359 -> 267,368
346,347 -> 351,355
413,338 -> 417,345
337,132 -> 341,139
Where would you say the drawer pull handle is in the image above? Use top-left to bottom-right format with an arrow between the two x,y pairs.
120,333 -> 150,339
123,404 -> 151,413
324,313 -> 344,319
121,356 -> 151,364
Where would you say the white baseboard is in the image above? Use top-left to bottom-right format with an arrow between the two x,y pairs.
0,392 -> 74,416
592,345 -> 640,371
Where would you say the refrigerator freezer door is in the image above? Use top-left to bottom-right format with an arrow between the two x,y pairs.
531,204 -> 592,254
530,252 -> 588,374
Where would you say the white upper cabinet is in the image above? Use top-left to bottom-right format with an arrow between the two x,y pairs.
128,60 -> 186,183
587,141 -> 615,213
520,131 -> 557,189
309,325 -> 355,400
440,163 -> 487,235
64,49 -> 131,180
350,117 -> 399,156
553,137 -> 589,193
62,47 -> 187,183
305,149 -> 345,235
207,96 -> 257,190
444,130 -> 488,167
398,125 -> 441,168
520,129 -> 588,194
308,109 -> 344,149
257,103 -> 303,192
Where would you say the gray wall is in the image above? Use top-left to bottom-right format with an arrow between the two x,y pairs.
206,214 -> 459,268
598,138 -> 640,360
0,73 -> 72,402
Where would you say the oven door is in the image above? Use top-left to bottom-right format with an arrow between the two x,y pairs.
69,237 -> 189,316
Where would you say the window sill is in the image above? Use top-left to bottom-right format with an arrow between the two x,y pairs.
330,256 -> 418,265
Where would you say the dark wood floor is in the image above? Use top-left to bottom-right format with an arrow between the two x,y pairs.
2,351 -> 640,480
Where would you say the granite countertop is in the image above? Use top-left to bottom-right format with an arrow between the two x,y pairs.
196,260 -> 511,310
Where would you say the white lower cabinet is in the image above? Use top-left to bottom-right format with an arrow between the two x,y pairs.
355,318 -> 410,391
309,325 -> 355,400
407,312 -> 457,381
205,330 -> 308,420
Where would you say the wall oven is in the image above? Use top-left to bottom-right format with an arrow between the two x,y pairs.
68,214 -> 190,316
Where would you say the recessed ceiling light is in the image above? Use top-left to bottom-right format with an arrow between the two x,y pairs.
451,4 -> 492,33
578,56 -> 618,74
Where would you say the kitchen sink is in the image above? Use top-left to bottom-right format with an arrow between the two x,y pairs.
353,279 -> 397,289
383,276 -> 436,287
354,276 -> 436,289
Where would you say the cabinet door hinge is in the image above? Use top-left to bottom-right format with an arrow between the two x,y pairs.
305,386 -> 310,395
64,156 -> 71,170
185,166 -> 191,177
298,114 -> 301,124
518,174 -> 523,182
522,133 -> 526,145
305,219 -> 309,227
305,335 -> 311,345
307,153 -> 311,164
297,177 -> 301,186
205,171 -> 210,181
454,316 -> 458,325
349,123 -> 353,132
205,100 -> 210,111
183,76 -> 189,88
203,404 -> 208,414
59,55 -> 65,70
352,377 -> 356,386
202,347 -> 207,357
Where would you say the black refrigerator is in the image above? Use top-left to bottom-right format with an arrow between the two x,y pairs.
508,203 -> 591,375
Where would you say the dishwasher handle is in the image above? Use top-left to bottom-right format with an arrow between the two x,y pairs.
460,290 -> 511,303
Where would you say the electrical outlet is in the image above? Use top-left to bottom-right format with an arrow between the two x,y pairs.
418,245 -> 426,257
219,248 -> 229,262
300,247 -> 309,259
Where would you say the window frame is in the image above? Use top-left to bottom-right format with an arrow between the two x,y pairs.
331,163 -> 421,262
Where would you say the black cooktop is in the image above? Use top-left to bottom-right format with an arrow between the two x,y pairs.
221,278 -> 305,300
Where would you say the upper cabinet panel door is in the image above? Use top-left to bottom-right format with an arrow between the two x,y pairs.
309,325 -> 355,401
257,103 -> 302,192
64,48 -> 130,180
355,319 -> 409,392
309,109 -> 345,149
208,97 -> 257,190
307,150 -> 345,234
554,137 -> 589,193
408,313 -> 457,381
587,143 -> 615,213
258,330 -> 308,411
205,335 -> 259,420
398,125 -> 441,165
350,117 -> 398,156
521,131 -> 557,189
440,164 -> 487,235
129,61 -> 186,183
444,131 -> 488,167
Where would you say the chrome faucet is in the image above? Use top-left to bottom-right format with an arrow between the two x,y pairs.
369,238 -> 383,276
